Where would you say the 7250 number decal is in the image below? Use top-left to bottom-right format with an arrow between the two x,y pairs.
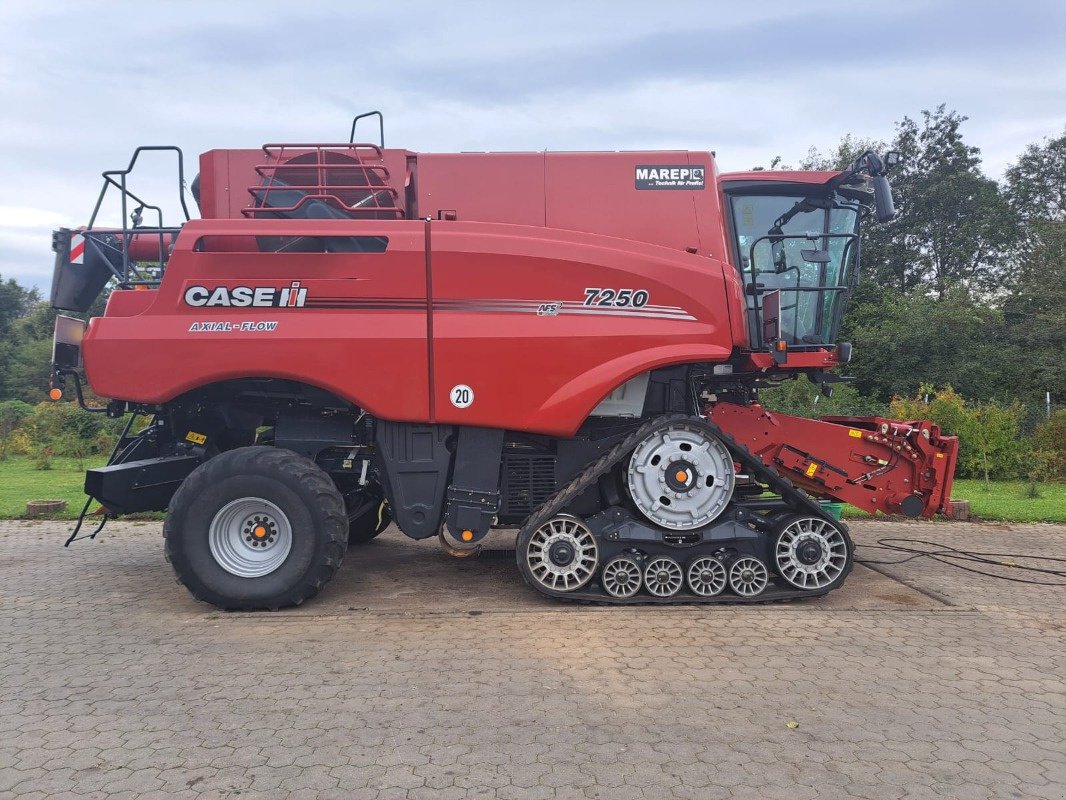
582,288 -> 650,308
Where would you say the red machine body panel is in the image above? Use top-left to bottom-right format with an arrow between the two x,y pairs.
416,150 -> 726,254
83,219 -> 433,422
83,148 -> 750,436
429,223 -> 734,435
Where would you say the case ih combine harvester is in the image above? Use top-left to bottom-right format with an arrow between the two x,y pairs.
49,114 -> 957,609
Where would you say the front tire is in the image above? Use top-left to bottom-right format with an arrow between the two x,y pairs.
164,446 -> 348,610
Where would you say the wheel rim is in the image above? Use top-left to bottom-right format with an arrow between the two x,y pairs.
208,497 -> 293,578
729,557 -> 768,597
644,556 -> 684,597
686,556 -> 727,597
627,424 -> 735,530
525,515 -> 598,592
774,516 -> 849,590
601,555 -> 642,598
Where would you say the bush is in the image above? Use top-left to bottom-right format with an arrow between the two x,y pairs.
20,401 -> 113,463
760,375 -> 887,419
0,399 -> 34,460
891,386 -> 1027,484
1032,410 -> 1066,480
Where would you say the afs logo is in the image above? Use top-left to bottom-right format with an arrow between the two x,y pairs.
184,281 -> 307,308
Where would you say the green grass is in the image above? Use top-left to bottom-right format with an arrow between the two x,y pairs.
0,455 -> 105,519
0,455 -> 1062,523
841,478 -> 1065,523
944,479 -> 1066,523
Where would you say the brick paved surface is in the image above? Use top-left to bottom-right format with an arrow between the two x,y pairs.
1,518 -> 1063,799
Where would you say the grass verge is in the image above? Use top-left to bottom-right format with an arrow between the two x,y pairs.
0,456 -> 105,519
841,478 -> 1065,523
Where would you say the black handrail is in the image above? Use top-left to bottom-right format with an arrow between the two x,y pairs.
349,111 -> 385,146
746,231 -> 859,348
85,146 -> 191,287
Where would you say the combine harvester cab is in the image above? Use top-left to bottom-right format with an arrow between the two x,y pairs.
48,114 -> 957,609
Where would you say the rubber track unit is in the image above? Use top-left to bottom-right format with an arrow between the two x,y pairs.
516,413 -> 853,605
164,446 -> 348,610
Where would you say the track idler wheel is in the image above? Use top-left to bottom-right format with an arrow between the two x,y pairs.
600,553 -> 644,599
518,513 -> 599,593
686,556 -> 728,597
729,557 -> 769,597
643,556 -> 684,597
772,515 -> 852,591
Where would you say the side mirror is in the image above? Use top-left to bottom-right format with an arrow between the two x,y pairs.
872,175 -> 896,222
801,248 -> 831,264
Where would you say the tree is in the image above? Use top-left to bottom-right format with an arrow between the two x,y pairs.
0,276 -> 38,334
0,276 -> 42,401
1005,129 -> 1066,227
1002,130 -> 1066,402
841,288 -> 1025,403
868,106 -> 1018,299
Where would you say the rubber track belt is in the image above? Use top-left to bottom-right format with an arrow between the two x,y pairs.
516,413 -> 853,605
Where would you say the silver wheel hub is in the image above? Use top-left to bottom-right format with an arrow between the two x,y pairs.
208,497 -> 293,578
729,557 -> 769,597
600,555 -> 642,598
643,556 -> 684,597
774,517 -> 849,590
525,515 -> 598,592
627,424 -> 735,530
686,556 -> 727,597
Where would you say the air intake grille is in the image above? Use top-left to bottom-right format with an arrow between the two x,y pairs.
501,454 -> 556,516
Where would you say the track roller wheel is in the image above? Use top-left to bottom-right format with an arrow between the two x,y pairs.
518,513 -> 599,593
773,515 -> 852,591
600,554 -> 643,599
644,556 -> 684,597
686,556 -> 727,597
729,557 -> 769,597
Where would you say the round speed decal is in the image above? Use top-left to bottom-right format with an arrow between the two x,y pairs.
450,384 -> 474,409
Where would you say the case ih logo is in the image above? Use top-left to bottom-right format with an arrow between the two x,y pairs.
635,165 -> 706,190
184,281 -> 307,308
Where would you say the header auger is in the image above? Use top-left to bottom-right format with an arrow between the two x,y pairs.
48,113 -> 956,609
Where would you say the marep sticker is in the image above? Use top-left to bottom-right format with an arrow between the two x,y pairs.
635,165 -> 706,190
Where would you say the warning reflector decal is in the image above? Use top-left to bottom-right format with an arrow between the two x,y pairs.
69,233 -> 85,264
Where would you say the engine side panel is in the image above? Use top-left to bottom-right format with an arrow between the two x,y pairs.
82,219 -> 432,421
429,222 -> 734,436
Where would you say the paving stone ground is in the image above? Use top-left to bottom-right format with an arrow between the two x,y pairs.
1,518 -> 1063,799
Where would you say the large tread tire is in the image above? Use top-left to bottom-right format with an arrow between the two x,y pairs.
164,446 -> 347,610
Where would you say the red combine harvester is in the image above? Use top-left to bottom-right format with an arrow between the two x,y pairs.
49,114 -> 957,609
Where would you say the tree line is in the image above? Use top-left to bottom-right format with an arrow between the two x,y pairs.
0,106 -> 1063,481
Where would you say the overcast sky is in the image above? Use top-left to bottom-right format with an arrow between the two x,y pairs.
1,0 -> 1063,291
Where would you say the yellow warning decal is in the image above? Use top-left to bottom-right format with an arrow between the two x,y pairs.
848,429 -> 862,438
805,462 -> 819,477
185,431 -> 207,445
